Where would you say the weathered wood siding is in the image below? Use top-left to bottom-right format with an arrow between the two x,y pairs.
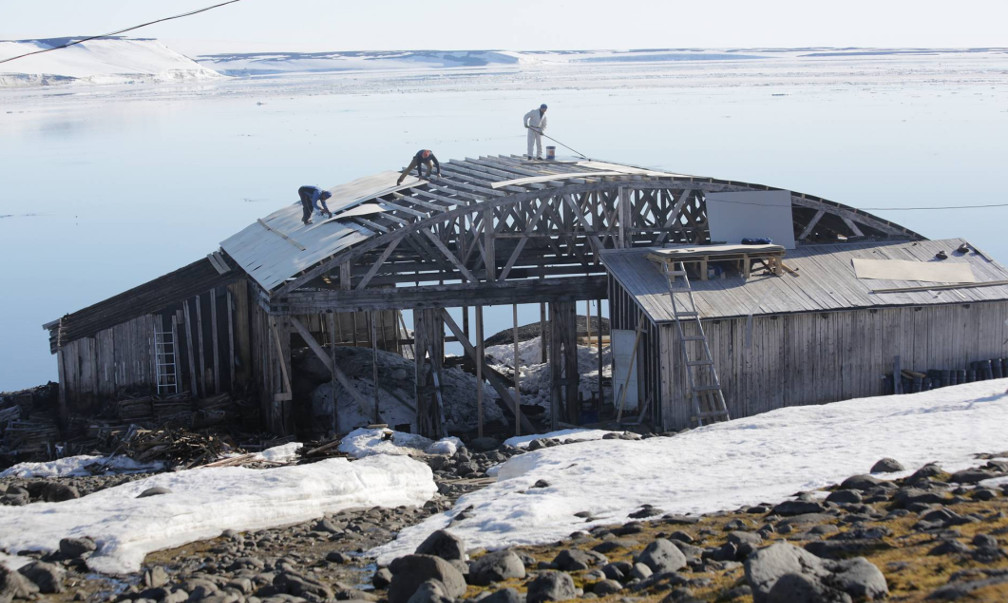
657,301 -> 1008,431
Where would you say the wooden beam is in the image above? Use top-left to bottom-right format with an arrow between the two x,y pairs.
440,308 -> 536,435
277,276 -> 609,313
798,209 -> 826,241
269,317 -> 292,402
288,315 -> 371,412
422,229 -> 477,282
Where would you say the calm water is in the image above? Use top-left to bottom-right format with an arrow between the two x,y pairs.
2,51 -> 1007,390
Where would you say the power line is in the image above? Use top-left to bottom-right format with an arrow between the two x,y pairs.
860,203 -> 1008,211
0,0 -> 244,66
709,198 -> 1008,212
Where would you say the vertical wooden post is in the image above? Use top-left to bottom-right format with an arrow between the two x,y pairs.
539,302 -> 547,363
210,288 -> 220,394
194,294 -> 206,398
183,300 -> 198,397
513,304 -> 521,436
327,312 -> 338,434
226,288 -> 235,390
597,298 -> 604,415
370,311 -> 380,424
618,186 -> 631,248
476,305 -> 485,438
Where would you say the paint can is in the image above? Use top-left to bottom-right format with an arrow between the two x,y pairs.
545,145 -> 556,160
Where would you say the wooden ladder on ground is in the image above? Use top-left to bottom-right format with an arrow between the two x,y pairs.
661,261 -> 731,426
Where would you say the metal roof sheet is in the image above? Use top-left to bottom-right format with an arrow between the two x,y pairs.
220,171 -> 416,291
601,239 -> 1008,323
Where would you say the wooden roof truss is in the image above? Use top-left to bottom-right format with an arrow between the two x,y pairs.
265,155 -> 922,314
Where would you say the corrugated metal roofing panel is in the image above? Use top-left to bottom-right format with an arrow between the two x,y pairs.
221,171 -> 414,291
602,239 -> 1008,324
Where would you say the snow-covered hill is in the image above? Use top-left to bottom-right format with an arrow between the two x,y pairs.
0,37 -> 222,87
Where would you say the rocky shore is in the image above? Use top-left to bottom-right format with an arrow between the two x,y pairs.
2,438 -> 1007,602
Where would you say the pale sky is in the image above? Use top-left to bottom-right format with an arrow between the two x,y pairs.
1,0 -> 1006,54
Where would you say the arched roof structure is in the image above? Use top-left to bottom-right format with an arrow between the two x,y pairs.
220,155 -> 923,314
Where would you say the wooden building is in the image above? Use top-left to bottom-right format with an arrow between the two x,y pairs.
601,239 -> 1008,431
45,155 -> 949,437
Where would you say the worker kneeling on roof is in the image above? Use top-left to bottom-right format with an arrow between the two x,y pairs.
397,149 -> 441,185
298,185 -> 332,225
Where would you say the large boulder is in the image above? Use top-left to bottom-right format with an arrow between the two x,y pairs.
468,550 -> 526,586
416,530 -> 466,563
634,538 -> 686,574
745,542 -> 887,603
388,555 -> 467,603
526,570 -> 577,603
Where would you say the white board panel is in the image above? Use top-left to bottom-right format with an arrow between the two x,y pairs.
611,329 -> 639,412
706,190 -> 796,249
852,258 -> 977,283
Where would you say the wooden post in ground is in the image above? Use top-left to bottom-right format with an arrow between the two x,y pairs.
476,305 -> 484,438
513,304 -> 521,436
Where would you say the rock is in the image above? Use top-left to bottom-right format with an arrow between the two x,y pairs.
906,463 -> 947,483
17,561 -> 64,594
526,570 -> 577,603
274,570 -> 334,600
601,561 -> 632,582
478,587 -> 523,603
870,457 -> 905,473
415,530 -> 466,563
137,486 -> 172,498
926,572 -> 1008,599
468,550 -> 526,585
373,567 -> 393,589
825,489 -> 862,505
0,487 -> 29,506
949,468 -> 1003,484
144,565 -> 170,588
745,542 -> 887,603
388,555 -> 466,603
26,480 -> 79,502
59,536 -> 97,558
838,474 -> 894,492
928,538 -> 973,556
592,538 -> 636,554
629,504 -> 664,518
634,539 -> 687,574
592,579 -> 623,595
0,564 -> 40,601
631,562 -> 653,580
407,579 -> 454,603
552,549 -> 604,571
766,572 -> 851,603
769,500 -> 827,516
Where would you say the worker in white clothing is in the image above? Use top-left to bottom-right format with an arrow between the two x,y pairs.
523,103 -> 548,159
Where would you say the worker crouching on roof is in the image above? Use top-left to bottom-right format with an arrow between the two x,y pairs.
523,103 -> 548,159
397,149 -> 441,185
298,185 -> 332,225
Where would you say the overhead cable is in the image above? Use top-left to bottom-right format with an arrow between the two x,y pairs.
0,0 -> 244,66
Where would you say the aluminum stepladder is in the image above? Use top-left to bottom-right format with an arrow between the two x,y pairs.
661,260 -> 731,426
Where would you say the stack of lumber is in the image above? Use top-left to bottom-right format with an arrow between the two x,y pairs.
118,427 -> 232,468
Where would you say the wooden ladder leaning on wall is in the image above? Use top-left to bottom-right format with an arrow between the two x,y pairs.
661,260 -> 731,426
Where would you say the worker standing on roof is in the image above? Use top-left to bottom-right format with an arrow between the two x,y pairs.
297,185 -> 332,226
397,149 -> 442,185
523,103 -> 548,159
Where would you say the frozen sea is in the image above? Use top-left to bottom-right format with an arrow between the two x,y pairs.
1,48 -> 1007,390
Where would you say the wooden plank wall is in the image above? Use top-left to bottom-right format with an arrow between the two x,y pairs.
658,301 -> 1008,430
57,314 -> 156,413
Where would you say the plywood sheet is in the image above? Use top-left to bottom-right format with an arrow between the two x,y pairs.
852,258 -> 977,283
706,190 -> 796,249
